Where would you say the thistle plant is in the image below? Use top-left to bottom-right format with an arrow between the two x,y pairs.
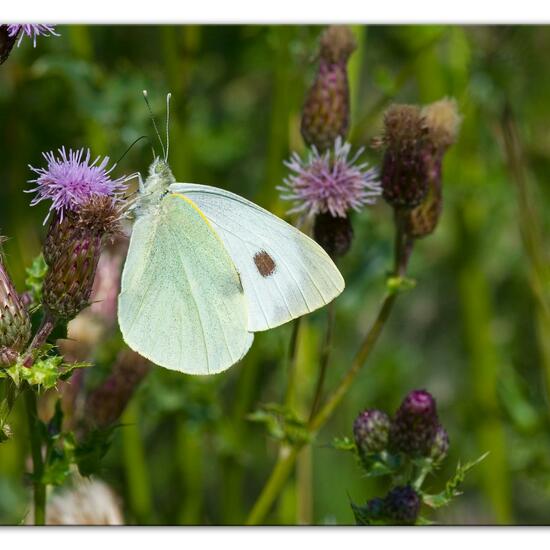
374,99 -> 461,276
342,389 -> 486,525
0,145 -> 131,525
247,27 -> 462,525
282,25 -> 381,260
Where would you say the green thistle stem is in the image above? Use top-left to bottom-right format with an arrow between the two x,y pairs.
24,387 -> 46,525
308,302 -> 336,421
246,221 -> 412,524
246,445 -> 299,525
284,319 -> 302,407
22,311 -> 57,525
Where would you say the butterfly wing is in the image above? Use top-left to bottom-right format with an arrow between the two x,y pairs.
118,193 -> 253,374
169,183 -> 345,332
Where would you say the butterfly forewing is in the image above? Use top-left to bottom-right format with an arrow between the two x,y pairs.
118,193 -> 253,374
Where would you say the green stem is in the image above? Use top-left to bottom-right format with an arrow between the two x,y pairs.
284,319 -> 302,407
121,400 -> 153,524
308,302 -> 335,422
245,445 -> 299,525
24,387 -> 46,525
309,292 -> 398,433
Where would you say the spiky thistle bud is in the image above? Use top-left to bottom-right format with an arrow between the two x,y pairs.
429,423 -> 450,464
382,485 -> 421,525
301,25 -> 356,152
353,409 -> 391,458
42,196 -> 122,320
84,350 -> 150,430
0,241 -> 31,364
376,104 -> 433,210
389,389 -> 440,457
0,25 -> 19,65
401,98 -> 461,238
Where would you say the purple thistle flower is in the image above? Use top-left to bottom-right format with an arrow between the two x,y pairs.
389,389 -> 440,457
28,147 -> 127,222
7,24 -> 59,47
279,137 -> 381,219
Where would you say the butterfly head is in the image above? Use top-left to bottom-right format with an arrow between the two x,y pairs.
148,156 -> 175,183
133,91 -> 176,214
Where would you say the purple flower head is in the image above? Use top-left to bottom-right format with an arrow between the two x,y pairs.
353,409 -> 391,457
7,24 -> 59,47
28,147 -> 128,222
389,389 -> 439,457
383,486 -> 421,525
279,137 -> 381,219
401,389 -> 436,416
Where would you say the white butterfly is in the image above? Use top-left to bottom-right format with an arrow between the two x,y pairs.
117,93 -> 344,375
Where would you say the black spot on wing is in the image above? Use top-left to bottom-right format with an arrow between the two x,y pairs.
253,250 -> 276,277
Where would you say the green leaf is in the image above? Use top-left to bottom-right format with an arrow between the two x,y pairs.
25,253 -> 48,311
349,498 -> 387,526
74,426 -> 116,477
247,403 -> 311,446
386,276 -> 417,294
331,436 -> 356,452
0,352 -> 90,391
422,452 -> 489,509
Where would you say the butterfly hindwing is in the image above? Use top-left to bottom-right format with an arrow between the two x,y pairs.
169,183 -> 345,332
118,193 -> 253,374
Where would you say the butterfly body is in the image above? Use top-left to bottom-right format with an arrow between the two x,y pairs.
118,151 -> 345,375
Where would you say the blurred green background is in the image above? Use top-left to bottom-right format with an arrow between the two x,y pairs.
0,25 -> 549,525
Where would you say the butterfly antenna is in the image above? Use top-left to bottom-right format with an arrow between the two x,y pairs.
142,90 -> 166,160
165,92 -> 172,162
114,135 -> 150,167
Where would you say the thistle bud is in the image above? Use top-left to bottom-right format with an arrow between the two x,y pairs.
383,485 -> 421,525
422,98 -> 461,153
42,196 -> 122,321
0,25 -> 18,65
84,350 -> 150,430
301,26 -> 356,152
313,212 -> 353,259
353,409 -> 391,457
401,99 -> 460,239
377,104 -> 432,210
429,423 -> 450,464
389,389 -> 439,457
0,244 -> 31,362
402,167 -> 442,239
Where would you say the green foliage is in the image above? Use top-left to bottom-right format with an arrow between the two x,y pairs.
0,24 -> 549,525
248,403 -> 311,446
24,254 -> 47,312
0,347 -> 89,391
386,275 -> 417,294
422,453 -> 490,509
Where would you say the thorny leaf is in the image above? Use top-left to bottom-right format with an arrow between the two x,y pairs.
0,349 -> 90,391
422,452 -> 489,509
